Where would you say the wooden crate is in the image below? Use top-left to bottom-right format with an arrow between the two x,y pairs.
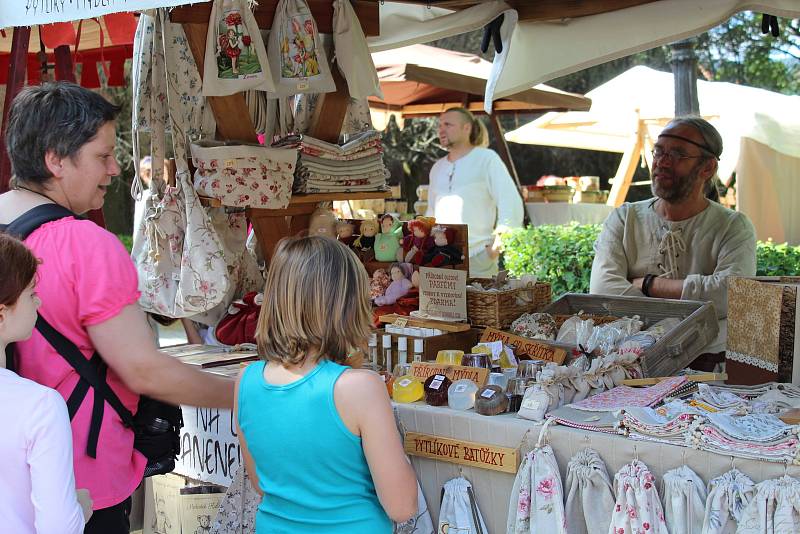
467,280 -> 552,329
540,294 -> 719,378
374,328 -> 482,371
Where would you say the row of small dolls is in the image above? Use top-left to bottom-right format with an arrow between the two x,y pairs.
308,208 -> 464,267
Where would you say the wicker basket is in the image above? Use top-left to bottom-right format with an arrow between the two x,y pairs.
466,280 -> 552,329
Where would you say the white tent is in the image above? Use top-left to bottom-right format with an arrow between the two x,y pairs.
505,66 -> 800,244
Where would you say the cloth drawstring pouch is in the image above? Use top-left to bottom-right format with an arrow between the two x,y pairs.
507,420 -> 566,533
438,477 -> 488,534
131,10 -> 229,317
332,0 -> 382,100
609,459 -> 668,534
202,0 -> 275,96
267,0 -> 336,98
661,465 -> 706,534
701,468 -> 755,534
737,475 -> 800,534
564,448 -> 615,534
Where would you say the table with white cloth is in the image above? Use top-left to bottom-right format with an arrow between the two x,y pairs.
394,401 -> 800,534
525,202 -> 613,226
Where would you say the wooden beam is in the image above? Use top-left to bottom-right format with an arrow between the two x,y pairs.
0,27 -> 30,193
607,121 -> 644,207
170,1 -> 380,36
308,65 -> 350,143
181,22 -> 258,143
392,0 -> 659,22
394,100 -> 562,116
54,45 -> 75,82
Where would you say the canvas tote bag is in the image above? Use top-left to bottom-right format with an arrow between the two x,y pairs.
203,0 -> 275,96
332,0 -> 382,100
267,0 -> 336,98
439,477 -> 488,534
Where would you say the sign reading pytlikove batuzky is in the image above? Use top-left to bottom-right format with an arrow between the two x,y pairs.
173,406 -> 241,487
3,1 -> 208,28
418,266 -> 467,321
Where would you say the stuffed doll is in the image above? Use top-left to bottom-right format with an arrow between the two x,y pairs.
308,207 -> 338,239
423,225 -> 464,267
353,218 -> 379,262
336,220 -> 357,248
398,217 -> 435,264
373,262 -> 414,306
373,214 -> 403,262
370,268 -> 392,300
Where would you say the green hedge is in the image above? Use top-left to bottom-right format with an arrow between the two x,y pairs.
502,224 -> 800,297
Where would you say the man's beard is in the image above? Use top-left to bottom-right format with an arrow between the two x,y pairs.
650,162 -> 703,203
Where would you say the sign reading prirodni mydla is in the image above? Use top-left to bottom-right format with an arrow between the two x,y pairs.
2,0 -> 205,28
404,431 -> 519,474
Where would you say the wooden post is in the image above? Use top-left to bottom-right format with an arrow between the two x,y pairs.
54,45 -> 75,82
0,27 -> 30,193
607,120 -> 644,207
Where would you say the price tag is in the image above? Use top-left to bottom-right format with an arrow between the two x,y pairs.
398,378 -> 413,388
453,383 -> 468,393
480,389 -> 496,399
224,159 -> 236,168
393,317 -> 409,328
430,379 -> 443,390
521,397 -> 541,410
297,80 -> 310,91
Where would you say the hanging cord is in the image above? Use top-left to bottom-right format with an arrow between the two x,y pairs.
657,227 -> 686,279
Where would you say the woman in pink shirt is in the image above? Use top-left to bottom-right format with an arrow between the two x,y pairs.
0,82 -> 235,533
0,234 -> 92,533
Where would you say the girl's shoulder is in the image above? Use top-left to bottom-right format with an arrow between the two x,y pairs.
336,368 -> 386,399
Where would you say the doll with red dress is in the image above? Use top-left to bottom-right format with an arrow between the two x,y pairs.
423,225 -> 464,267
398,217 -> 435,264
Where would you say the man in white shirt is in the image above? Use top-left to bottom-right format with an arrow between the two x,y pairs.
425,107 -> 524,277
590,116 -> 756,368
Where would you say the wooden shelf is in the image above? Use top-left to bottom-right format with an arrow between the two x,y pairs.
289,191 -> 391,204
378,314 -> 471,333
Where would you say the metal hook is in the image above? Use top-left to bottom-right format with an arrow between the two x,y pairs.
785,461 -> 790,477
633,444 -> 639,461
730,456 -> 736,471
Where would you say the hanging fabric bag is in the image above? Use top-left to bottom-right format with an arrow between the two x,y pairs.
438,477 -> 488,534
332,0 -> 382,100
203,0 -> 275,96
564,448 -> 615,534
266,0 -> 336,98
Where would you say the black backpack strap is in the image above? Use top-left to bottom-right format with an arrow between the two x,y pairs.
34,315 -> 136,458
4,203 -> 77,240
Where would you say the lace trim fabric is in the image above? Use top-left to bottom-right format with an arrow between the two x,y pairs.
726,350 -> 779,372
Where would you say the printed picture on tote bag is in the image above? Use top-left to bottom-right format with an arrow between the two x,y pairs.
280,14 -> 321,79
215,8 -> 262,79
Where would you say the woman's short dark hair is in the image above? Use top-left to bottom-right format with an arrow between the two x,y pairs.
0,234 -> 39,307
5,82 -> 121,186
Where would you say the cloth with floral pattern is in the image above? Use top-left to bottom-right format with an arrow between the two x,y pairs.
736,475 -> 800,534
439,477 -> 488,534
564,448 -> 615,534
572,376 -> 687,412
660,465 -> 706,534
210,465 -> 260,534
608,459 -> 668,534
507,445 -> 566,533
701,468 -> 755,534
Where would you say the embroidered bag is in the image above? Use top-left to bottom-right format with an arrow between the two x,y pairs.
202,0 -> 275,96
438,477 -> 488,534
737,475 -> 800,534
564,448 -> 615,534
701,468 -> 755,534
132,10 -> 229,317
267,0 -> 336,98
661,465 -> 706,534
191,141 -> 297,209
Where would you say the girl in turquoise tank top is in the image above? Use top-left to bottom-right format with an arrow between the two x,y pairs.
235,236 -> 418,533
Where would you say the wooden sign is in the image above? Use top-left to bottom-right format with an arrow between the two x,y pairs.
480,327 -> 567,364
404,432 -> 519,474
418,267 -> 468,322
410,361 -> 489,388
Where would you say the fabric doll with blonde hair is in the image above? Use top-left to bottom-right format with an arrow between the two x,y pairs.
354,218 -> 379,262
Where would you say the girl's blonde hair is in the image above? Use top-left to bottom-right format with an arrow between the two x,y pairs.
255,236 -> 372,366
444,107 -> 489,148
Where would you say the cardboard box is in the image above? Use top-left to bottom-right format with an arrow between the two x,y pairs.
144,474 -> 225,534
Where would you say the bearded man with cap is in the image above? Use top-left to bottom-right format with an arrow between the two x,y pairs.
589,116 -> 756,368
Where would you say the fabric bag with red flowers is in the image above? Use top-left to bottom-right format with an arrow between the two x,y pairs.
191,141 -> 297,209
609,460 -> 668,534
203,0 -> 275,96
507,444 -> 566,533
266,0 -> 335,98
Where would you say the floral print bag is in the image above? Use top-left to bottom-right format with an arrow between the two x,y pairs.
608,460 -> 668,534
203,0 -> 275,96
508,444 -> 566,534
267,0 -> 336,98
191,141 -> 297,209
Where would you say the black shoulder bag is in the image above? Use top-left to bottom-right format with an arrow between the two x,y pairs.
3,204 -> 182,477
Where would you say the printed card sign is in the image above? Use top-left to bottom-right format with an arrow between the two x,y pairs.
404,432 -> 519,474
410,361 -> 488,388
174,406 -> 241,487
480,327 -> 567,364
2,0 -> 205,28
418,267 -> 467,322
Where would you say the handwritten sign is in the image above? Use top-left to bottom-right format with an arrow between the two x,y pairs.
480,327 -> 567,364
410,361 -> 489,388
174,406 -> 240,487
404,432 -> 519,474
418,267 -> 467,321
1,0 -> 206,28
